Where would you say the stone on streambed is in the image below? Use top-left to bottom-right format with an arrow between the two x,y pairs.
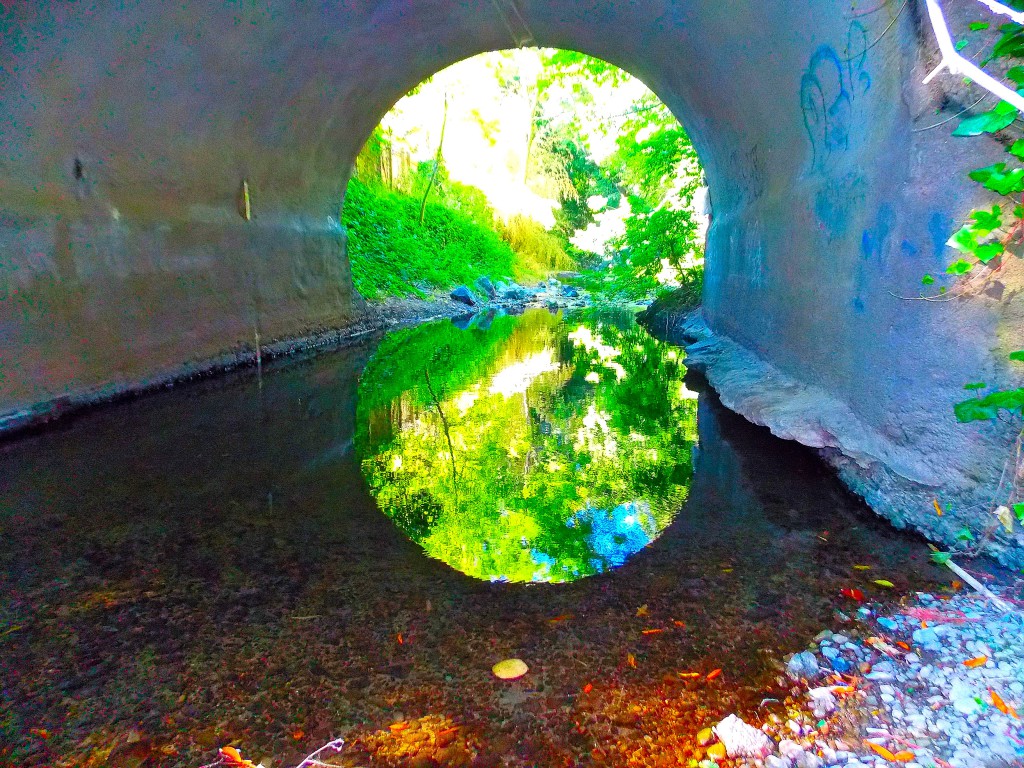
713,714 -> 774,758
786,650 -> 819,680
491,659 -> 528,680
474,276 -> 497,299
450,286 -> 476,306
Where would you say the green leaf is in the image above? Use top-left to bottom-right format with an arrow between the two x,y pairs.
957,526 -> 976,542
922,274 -> 935,285
970,21 -> 991,31
964,382 -> 988,391
969,163 -> 1007,184
953,109 -> 1017,136
970,205 -> 1003,235
940,286 -> 948,294
1008,65 -> 1024,86
986,168 -> 1024,195
948,226 -> 978,253
1014,503 -> 1024,523
1009,350 -> 1024,362
975,242 -> 1004,263
947,259 -> 974,275
955,387 -> 1024,421
931,551 -> 953,565
1010,139 -> 1024,159
994,100 -> 1021,116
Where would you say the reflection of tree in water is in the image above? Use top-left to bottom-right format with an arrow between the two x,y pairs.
355,308 -> 698,583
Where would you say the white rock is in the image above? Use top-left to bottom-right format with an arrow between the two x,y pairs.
714,714 -> 775,759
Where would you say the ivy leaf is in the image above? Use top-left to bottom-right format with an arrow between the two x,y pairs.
969,163 -> 1007,184
1014,503 -> 1024,523
975,242 -> 1004,263
922,274 -> 935,285
970,205 -> 1003,235
931,550 -> 953,565
1011,139 -> 1024,159
994,100 -> 1021,116
963,382 -> 988,391
953,109 -> 1017,136
956,39 -> 970,51
948,226 -> 978,253
956,526 -> 976,542
970,21 -> 991,31
955,387 -> 1024,421
947,259 -> 974,275
1008,65 -> 1024,86
987,168 -> 1024,195
1010,350 -> 1024,362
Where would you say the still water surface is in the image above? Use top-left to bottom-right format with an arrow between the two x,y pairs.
0,308 -> 943,767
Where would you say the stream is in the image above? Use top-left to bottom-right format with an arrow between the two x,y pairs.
0,307 -> 948,767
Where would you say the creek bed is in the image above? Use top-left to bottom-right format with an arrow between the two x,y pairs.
0,308 -> 949,767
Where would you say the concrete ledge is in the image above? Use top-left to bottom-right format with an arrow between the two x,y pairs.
675,310 -> 1024,568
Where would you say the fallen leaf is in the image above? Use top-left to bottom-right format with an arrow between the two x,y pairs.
896,641 -> 911,651
678,672 -> 700,678
583,683 -> 593,694
672,620 -> 686,627
874,579 -> 895,588
397,633 -> 403,645
635,604 -> 649,617
627,653 -> 637,668
696,727 -> 713,746
853,564 -> 871,570
706,743 -> 726,760
933,499 -> 944,516
991,689 -> 1020,718
389,722 -> 408,733
963,656 -> 989,668
547,614 -> 573,625
706,668 -> 722,681
641,628 -> 663,635
29,728 -> 50,739
291,729 -> 305,740
995,505 -> 1015,534
892,751 -> 916,762
841,588 -> 865,602
865,741 -> 898,761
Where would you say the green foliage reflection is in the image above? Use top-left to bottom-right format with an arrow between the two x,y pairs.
356,309 -> 698,583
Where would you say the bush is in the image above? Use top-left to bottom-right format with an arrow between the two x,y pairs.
342,179 -> 518,300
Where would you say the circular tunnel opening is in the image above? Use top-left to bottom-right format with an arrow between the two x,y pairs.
344,49 -> 709,583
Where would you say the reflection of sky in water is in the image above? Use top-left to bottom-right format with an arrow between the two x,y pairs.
529,502 -> 655,582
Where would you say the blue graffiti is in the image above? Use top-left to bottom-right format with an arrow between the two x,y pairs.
800,22 -> 872,169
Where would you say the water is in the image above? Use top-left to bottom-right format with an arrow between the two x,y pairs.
0,308 -> 945,767
357,309 -> 696,583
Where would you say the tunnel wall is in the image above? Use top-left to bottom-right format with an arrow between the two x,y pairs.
0,1 -> 1021,561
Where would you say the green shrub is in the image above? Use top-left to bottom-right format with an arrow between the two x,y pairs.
342,179 -> 518,300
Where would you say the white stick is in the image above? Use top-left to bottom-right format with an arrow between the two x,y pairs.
923,0 -> 1024,113
976,0 -> 1024,24
944,558 -> 1012,611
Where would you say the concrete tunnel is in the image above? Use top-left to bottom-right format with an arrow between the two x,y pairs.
0,0 -> 1022,564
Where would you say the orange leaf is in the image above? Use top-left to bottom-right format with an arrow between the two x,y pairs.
389,722 -> 409,733
896,641 -> 911,651
291,729 -> 305,740
933,499 -> 943,516
706,668 -> 723,681
583,683 -> 593,694
963,656 -> 989,668
673,620 -> 686,627
627,653 -> 637,668
865,742 -> 898,761
678,672 -> 700,678
397,633 -> 403,645
641,628 -> 663,635
29,728 -> 50,740
991,689 -> 1020,718
547,614 -> 573,624
892,751 -> 915,762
